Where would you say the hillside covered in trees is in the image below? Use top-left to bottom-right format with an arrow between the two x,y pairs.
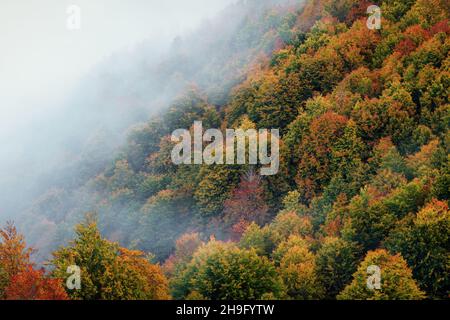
1,0 -> 449,300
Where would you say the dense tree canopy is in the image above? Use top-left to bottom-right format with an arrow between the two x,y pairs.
337,249 -> 425,300
3,0 -> 449,300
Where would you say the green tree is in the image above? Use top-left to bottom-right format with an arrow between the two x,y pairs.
223,171 -> 269,239
194,165 -> 242,217
343,179 -> 427,250
277,241 -> 324,299
51,215 -> 170,300
134,189 -> 194,261
338,249 -> 425,300
0,222 -> 34,298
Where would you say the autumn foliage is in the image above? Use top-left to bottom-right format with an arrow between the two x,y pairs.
3,0 -> 450,300
0,223 -> 67,300
5,266 -> 68,300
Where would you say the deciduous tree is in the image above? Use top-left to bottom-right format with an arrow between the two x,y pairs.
338,249 -> 425,300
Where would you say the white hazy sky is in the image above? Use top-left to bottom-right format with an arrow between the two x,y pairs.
0,0 -> 237,137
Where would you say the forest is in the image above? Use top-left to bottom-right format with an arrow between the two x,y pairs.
0,0 -> 449,300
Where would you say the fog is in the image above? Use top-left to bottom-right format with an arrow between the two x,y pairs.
0,0 -> 237,219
